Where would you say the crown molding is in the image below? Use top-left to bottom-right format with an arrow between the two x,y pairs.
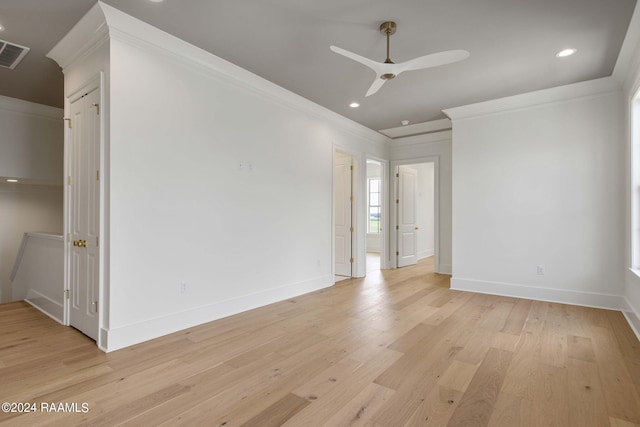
443,77 -> 620,121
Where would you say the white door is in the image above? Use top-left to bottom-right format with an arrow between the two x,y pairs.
397,165 -> 418,267
335,153 -> 353,277
68,87 -> 100,340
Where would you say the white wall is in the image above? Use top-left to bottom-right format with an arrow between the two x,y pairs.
415,163 -> 435,260
48,3 -> 389,350
0,184 -> 63,302
0,95 -> 63,185
390,131 -> 453,273
621,3 -> 640,334
446,79 -> 626,308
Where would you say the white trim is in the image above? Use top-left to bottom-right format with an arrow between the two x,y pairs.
103,275 -> 332,352
24,289 -> 64,324
0,95 -> 63,120
391,130 -> 452,148
443,77 -> 620,121
439,264 -> 452,275
418,250 -> 435,260
622,296 -> 640,341
613,0 -> 640,89
451,277 -> 625,310
379,119 -> 452,139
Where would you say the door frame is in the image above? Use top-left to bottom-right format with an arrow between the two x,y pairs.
334,151 -> 354,278
390,156 -> 440,272
63,72 -> 107,350
332,146 -> 389,279
365,156 -> 389,271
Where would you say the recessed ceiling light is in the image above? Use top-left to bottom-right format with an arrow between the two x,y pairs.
401,120 -> 410,126
349,102 -> 360,108
0,25 -> 5,32
556,48 -> 577,58
148,0 -> 164,2
6,179 -> 18,183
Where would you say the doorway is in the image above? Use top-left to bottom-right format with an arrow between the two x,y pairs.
392,160 -> 438,271
334,151 -> 353,280
65,81 -> 102,341
366,160 -> 382,273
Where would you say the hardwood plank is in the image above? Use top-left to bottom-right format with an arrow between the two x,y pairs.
320,383 -> 395,427
387,322 -> 436,353
446,347 -> 512,427
404,386 -> 463,427
567,334 -> 596,362
591,325 -> 640,423
240,393 -> 309,427
500,298 -> 532,336
610,417 -> 640,427
437,360 -> 479,392
529,363 -> 569,426
283,349 -> 402,426
487,392 -> 531,427
568,358 -> 609,427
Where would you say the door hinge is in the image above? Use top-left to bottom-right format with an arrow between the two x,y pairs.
92,103 -> 100,115
350,165 -> 354,171
67,176 -> 72,186
64,118 -> 72,128
396,199 -> 399,204
350,257 -> 354,263
96,236 -> 99,247
64,289 -> 70,300
96,170 -> 100,181
396,225 -> 399,230
396,251 -> 399,256
350,226 -> 354,233
67,233 -> 72,242
396,173 -> 399,178
350,195 -> 355,202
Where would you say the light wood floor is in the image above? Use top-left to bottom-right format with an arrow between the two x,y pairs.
1,259 -> 640,426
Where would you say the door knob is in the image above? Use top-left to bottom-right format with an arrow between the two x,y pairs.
415,227 -> 419,230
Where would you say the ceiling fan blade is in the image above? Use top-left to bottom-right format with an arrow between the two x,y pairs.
365,77 -> 386,97
330,45 -> 384,74
397,49 -> 470,74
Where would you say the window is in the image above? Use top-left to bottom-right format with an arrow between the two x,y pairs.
632,89 -> 640,271
368,178 -> 381,233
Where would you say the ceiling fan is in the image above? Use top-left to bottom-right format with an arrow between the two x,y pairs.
330,21 -> 470,97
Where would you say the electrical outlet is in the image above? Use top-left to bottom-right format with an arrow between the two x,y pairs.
536,265 -> 545,275
179,282 -> 188,294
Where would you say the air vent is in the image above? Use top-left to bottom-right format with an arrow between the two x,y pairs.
0,40 -> 30,69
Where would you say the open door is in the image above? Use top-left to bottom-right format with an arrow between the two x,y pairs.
397,165 -> 418,267
67,86 -> 100,340
335,152 -> 353,277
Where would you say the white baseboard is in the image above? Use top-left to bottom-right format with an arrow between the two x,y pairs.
451,277 -> 625,311
24,289 -> 64,324
622,297 -> 640,341
102,274 -> 333,352
437,264 -> 452,275
418,249 -> 435,260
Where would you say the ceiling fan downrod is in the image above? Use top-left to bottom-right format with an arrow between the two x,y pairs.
380,21 -> 397,80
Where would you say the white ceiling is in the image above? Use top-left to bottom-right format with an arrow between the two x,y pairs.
0,0 -> 636,131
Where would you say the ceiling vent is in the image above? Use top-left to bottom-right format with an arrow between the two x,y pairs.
0,40 -> 30,69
